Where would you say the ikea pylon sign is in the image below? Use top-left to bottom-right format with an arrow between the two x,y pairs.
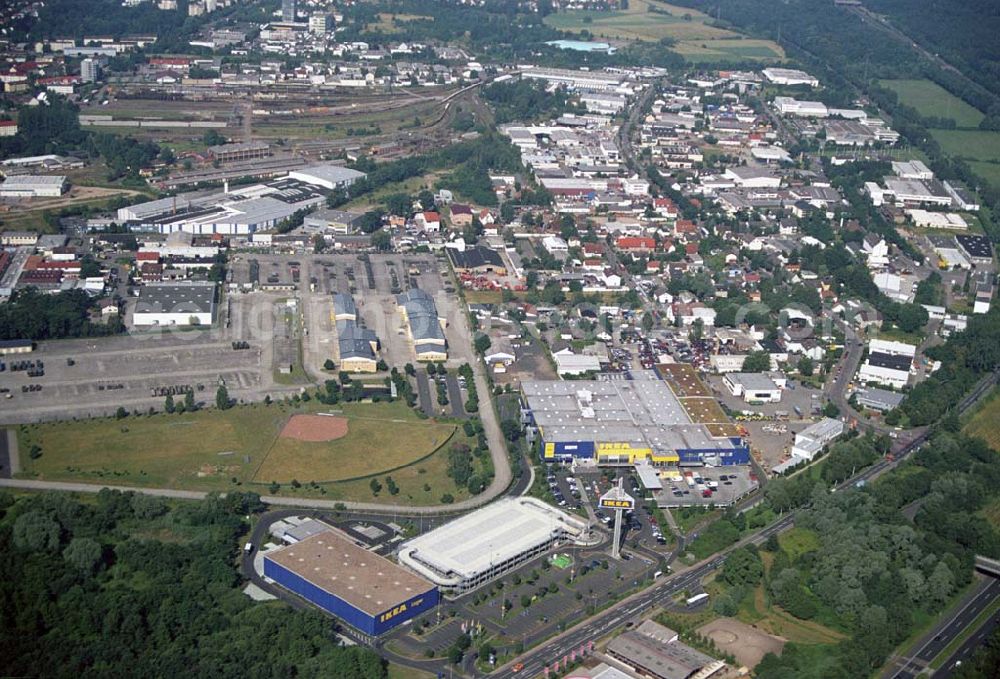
599,498 -> 635,510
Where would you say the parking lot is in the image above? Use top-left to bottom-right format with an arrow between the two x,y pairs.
0,333 -> 268,424
545,465 -> 674,552
652,465 -> 758,508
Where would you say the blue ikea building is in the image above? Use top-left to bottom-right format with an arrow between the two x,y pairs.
263,527 -> 438,636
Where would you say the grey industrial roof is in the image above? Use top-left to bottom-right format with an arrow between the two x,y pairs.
136,282 -> 215,313
522,373 -> 740,453
856,388 -> 904,411
726,372 -> 780,391
333,292 -> 357,318
292,164 -> 367,185
521,377 -> 690,429
1,174 -> 66,187
607,620 -> 719,679
337,319 -> 377,360
398,289 -> 445,343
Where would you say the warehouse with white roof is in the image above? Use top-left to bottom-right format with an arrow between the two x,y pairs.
397,497 -> 592,595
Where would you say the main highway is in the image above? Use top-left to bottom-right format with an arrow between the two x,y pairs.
887,578 -> 1000,678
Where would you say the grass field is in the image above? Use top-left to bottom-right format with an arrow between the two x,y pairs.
18,400 -> 470,504
880,79 -> 984,128
968,161 -> 1000,190
672,38 -> 785,63
932,129 -> 1000,161
778,527 -> 820,561
543,0 -> 783,61
962,387 -> 1000,449
370,12 -> 432,33
253,407 -> 455,483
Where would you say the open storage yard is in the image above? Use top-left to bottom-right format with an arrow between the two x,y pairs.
16,400 -> 469,503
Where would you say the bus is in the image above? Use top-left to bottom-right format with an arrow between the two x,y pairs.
686,593 -> 709,606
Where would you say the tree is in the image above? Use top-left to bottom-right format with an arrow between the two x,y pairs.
370,478 -> 382,495
324,359 -> 336,370
202,129 -> 226,146
63,537 -> 103,575
721,546 -> 763,587
115,406 -> 128,420
742,350 -> 772,372
501,419 -> 522,441
642,311 -> 655,333
184,390 -> 195,412
474,333 -> 492,354
216,384 -> 231,410
371,230 -> 392,252
13,510 -> 61,552
797,356 -> 815,376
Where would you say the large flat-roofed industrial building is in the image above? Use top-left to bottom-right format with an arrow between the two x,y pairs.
264,526 -> 439,636
0,174 -> 68,198
398,497 -> 591,595
116,167 -> 363,235
132,282 -> 216,326
521,371 -> 749,467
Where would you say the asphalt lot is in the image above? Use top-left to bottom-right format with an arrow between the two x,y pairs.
652,465 -> 758,509
0,334 -> 268,424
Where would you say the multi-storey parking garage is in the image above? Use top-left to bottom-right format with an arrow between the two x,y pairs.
397,497 -> 592,595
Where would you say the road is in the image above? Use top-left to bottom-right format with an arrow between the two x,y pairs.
934,598 -> 1000,678
887,577 -> 1000,678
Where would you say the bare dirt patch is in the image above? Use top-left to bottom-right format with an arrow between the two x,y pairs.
697,617 -> 785,669
280,414 -> 349,442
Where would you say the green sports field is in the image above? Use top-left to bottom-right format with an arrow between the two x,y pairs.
930,129 -> 1000,189
17,400 -> 472,504
880,79 -> 984,128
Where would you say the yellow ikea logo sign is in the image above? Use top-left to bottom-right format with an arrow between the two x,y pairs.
379,598 -> 423,623
600,499 -> 634,509
544,443 -> 555,458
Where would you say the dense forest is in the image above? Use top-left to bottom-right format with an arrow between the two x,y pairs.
0,490 -> 386,679
331,132 -> 524,208
481,80 -> 586,125
0,289 -> 123,341
865,0 -> 1000,102
713,421 -> 1000,679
